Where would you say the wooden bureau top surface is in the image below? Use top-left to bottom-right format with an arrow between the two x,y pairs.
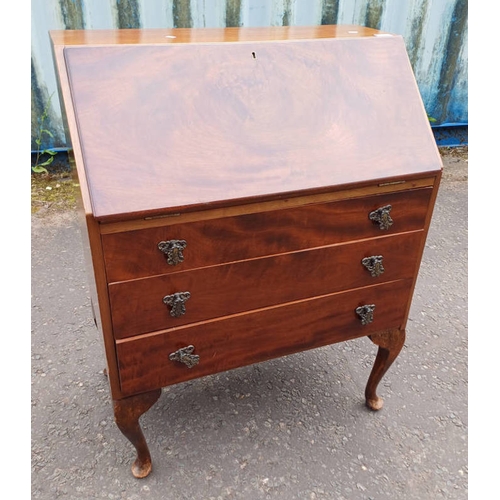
52,26 -> 442,222
50,25 -> 386,45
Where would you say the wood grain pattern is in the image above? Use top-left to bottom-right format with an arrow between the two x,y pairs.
113,389 -> 162,478
50,25 -> 387,47
116,278 -> 413,395
109,231 -> 422,338
102,188 -> 433,282
50,27 -> 443,478
99,176 -> 436,234
366,328 -> 406,411
62,34 -> 441,221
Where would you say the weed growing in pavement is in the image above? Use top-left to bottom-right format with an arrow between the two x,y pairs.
32,93 -> 58,174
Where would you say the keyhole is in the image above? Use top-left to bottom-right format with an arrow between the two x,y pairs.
252,51 -> 256,59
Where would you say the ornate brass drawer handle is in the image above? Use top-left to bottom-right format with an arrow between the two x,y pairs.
163,291 -> 191,317
158,239 -> 187,266
369,205 -> 393,230
169,345 -> 200,368
356,304 -> 375,325
362,255 -> 385,277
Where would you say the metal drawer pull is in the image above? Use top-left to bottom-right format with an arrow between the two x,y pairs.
163,291 -> 191,317
356,304 -> 375,325
158,239 -> 187,266
169,345 -> 200,368
369,205 -> 393,230
362,255 -> 385,277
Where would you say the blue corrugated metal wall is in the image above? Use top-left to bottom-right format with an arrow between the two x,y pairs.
31,0 -> 468,151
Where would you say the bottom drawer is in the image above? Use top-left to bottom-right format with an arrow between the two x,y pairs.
117,279 -> 413,396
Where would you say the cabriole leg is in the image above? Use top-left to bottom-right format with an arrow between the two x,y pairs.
365,328 -> 405,411
113,389 -> 162,478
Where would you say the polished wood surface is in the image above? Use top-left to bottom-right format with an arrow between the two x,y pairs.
60,31 -> 441,221
100,177 -> 435,235
109,231 -> 422,338
50,25 -> 387,46
116,279 -> 413,395
113,389 -> 162,478
366,328 -> 406,411
50,26 -> 443,478
103,188 -> 432,282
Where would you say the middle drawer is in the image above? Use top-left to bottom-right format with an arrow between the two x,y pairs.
109,231 -> 423,339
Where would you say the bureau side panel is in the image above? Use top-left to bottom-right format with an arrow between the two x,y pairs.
84,217 -> 123,398
399,172 -> 443,330
51,39 -> 124,399
116,279 -> 413,396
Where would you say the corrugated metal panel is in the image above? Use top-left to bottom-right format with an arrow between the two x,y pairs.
31,0 -> 468,150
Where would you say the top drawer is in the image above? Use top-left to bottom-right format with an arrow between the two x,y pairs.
102,188 -> 433,282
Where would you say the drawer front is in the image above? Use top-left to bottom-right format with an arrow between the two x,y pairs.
102,188 -> 433,282
109,231 -> 423,339
116,278 -> 413,395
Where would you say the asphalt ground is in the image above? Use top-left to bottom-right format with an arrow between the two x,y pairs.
31,150 -> 467,500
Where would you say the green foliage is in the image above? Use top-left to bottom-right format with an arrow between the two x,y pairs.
427,114 -> 437,123
32,93 -> 58,174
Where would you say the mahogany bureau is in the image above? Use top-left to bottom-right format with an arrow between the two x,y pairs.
50,25 -> 442,478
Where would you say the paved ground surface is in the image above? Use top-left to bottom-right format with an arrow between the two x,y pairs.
31,149 -> 467,499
